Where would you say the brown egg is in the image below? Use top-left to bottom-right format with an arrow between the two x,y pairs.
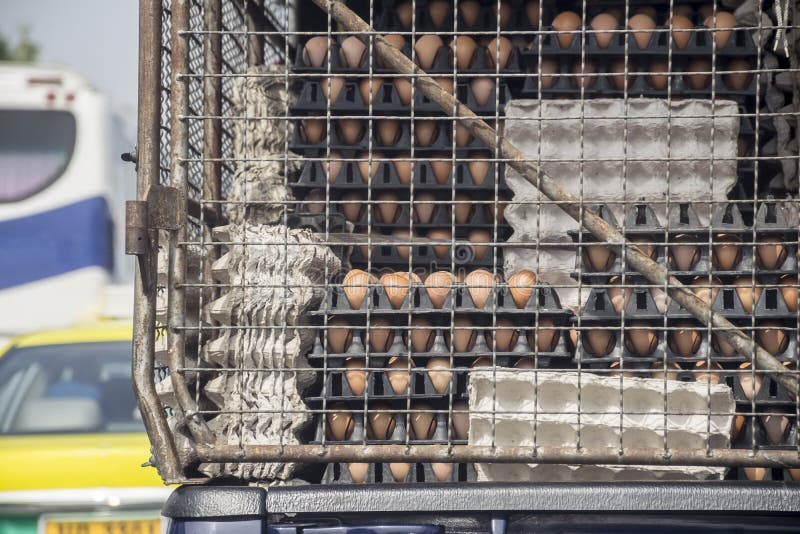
426,357 -> 452,393
744,467 -> 767,481
779,274 -> 798,312
756,321 -> 788,356
571,60 -> 597,89
668,321 -> 702,357
410,402 -> 436,439
487,193 -> 509,224
305,189 -> 326,214
339,36 -> 367,68
300,118 -> 325,144
667,15 -> 694,49
635,6 -> 658,20
347,463 -> 369,483
326,403 -> 354,441
321,76 -> 345,105
381,34 -> 407,66
394,77 -> 413,105
430,152 -> 452,184
303,36 -> 331,67
761,411 -> 789,445
454,193 -> 474,224
343,269 -> 377,309
732,414 -> 746,440
756,235 -> 787,269
552,11 -> 581,48
584,329 -> 616,356
590,13 -> 619,48
324,151 -> 343,183
375,191 -> 401,223
468,154 -> 491,185
415,35 -> 447,69
607,275 -> 632,314
450,315 -> 477,352
568,328 -> 579,351
414,191 -> 438,224
690,275 -> 721,307
337,119 -> 364,145
650,361 -> 683,381
356,77 -> 381,107
434,76 -> 455,96
609,58 -> 636,90
628,14 -> 656,48
508,269 -> 537,308
790,469 -> 800,482
468,228 -> 492,260
381,271 -> 418,309
368,402 -> 397,439
455,122 -> 473,147
670,234 -> 700,271
738,362 -> 763,401
387,356 -> 413,394
376,119 -> 401,146
465,269 -> 497,308
582,243 -> 616,272
471,77 -> 496,106
428,0 -> 450,28
538,58 -> 560,88
492,1 -> 512,27
704,11 -> 737,48
368,316 -> 395,352
340,192 -> 364,222
487,37 -> 513,69
673,4 -> 694,18
431,463 -> 453,481
694,361 -> 723,384
686,58 -> 712,90
357,150 -> 382,182
392,228 -> 414,261
451,400 -> 470,440
410,317 -> 434,353
712,233 -> 743,270
525,1 -> 540,27
527,316 -> 560,352
712,331 -> 738,357
459,0 -> 481,27
389,462 -> 411,482
344,358 -> 368,395
487,318 -> 519,352
647,60 -> 670,90
395,1 -> 413,28
425,271 -> 455,309
624,321 -> 659,356
451,35 -> 478,69
327,317 -> 354,353
415,119 -> 438,147
392,152 -> 413,185
733,276 -> 763,313
427,228 -> 452,259
471,356 -> 494,368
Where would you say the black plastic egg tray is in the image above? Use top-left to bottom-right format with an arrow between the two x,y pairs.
291,78 -> 513,116
322,460 -> 478,484
348,238 -> 501,269
375,0 -> 542,34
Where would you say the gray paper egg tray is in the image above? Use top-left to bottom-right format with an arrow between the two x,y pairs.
322,461 -> 477,484
291,156 -> 510,192
291,78 -> 512,116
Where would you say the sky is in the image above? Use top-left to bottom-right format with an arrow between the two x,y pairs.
1,0 -> 139,140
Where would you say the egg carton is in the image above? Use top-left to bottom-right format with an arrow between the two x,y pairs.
469,369 -> 734,481
522,21 -> 758,59
348,238 -> 499,269
291,78 -> 512,116
321,461 -> 477,484
667,282 -> 799,320
289,117 -> 491,156
291,155 -> 510,193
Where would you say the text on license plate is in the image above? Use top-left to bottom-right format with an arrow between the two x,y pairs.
44,519 -> 160,534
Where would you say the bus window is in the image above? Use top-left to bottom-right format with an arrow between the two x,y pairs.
0,109 -> 77,202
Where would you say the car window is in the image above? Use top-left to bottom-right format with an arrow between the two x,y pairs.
0,340 -> 144,435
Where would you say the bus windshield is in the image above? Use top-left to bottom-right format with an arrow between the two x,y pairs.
0,109 -> 77,202
0,341 -> 144,435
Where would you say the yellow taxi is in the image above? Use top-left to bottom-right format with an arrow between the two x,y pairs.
0,322 -> 168,534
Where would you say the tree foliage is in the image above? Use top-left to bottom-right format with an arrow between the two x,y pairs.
0,27 -> 39,62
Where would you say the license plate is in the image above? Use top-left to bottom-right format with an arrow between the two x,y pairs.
41,515 -> 160,534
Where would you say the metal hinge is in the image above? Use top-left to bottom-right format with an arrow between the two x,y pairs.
126,185 -> 183,288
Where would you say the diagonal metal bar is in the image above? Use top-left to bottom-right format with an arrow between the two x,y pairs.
308,0 -> 798,398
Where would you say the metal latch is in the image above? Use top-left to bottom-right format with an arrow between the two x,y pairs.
126,185 -> 183,288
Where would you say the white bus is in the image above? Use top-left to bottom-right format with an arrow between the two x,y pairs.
0,64 -> 134,340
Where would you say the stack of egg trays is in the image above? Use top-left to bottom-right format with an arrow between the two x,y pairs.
348,238 -> 498,270
520,21 -> 760,100
569,203 -> 665,281
573,277 -> 667,368
375,0 -> 542,34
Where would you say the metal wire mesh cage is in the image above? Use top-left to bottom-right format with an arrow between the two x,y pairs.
131,0 -> 800,485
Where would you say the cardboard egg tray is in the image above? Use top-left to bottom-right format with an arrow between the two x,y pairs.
291,156 -> 510,193
294,38 -> 522,77
291,78 -> 513,116
289,117 -> 494,155
322,461 -> 477,484
348,238 -> 499,269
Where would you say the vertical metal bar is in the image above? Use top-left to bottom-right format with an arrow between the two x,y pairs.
133,0 -> 184,482
203,0 -> 223,222
246,0 -> 265,67
169,0 -> 215,444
